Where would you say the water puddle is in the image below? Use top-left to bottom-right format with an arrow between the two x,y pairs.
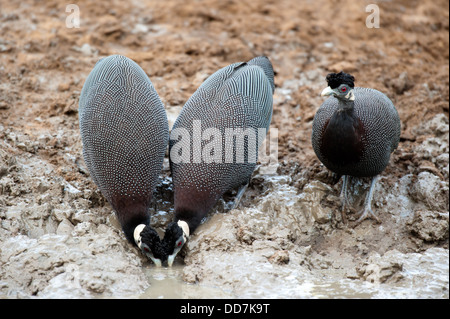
139,246 -> 449,299
141,264 -> 235,299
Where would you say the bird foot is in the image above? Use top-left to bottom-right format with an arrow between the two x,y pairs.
340,209 -> 348,225
340,203 -> 356,225
353,206 -> 380,225
339,175 -> 352,225
231,183 -> 249,210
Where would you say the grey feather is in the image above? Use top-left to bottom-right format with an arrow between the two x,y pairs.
312,87 -> 401,177
169,56 -> 274,230
79,55 -> 169,233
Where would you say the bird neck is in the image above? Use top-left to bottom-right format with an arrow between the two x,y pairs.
175,208 -> 203,234
174,186 -> 221,233
337,98 -> 355,112
320,103 -> 365,169
109,195 -> 151,243
119,209 -> 150,244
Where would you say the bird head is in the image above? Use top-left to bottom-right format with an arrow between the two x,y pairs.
134,224 -> 165,267
162,220 -> 190,267
133,221 -> 189,267
321,71 -> 355,101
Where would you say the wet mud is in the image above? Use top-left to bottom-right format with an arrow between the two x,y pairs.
0,0 -> 448,298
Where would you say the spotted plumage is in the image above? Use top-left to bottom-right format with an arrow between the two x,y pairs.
162,56 -> 275,265
79,55 -> 169,264
312,71 -> 400,223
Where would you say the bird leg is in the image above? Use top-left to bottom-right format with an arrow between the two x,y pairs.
231,183 -> 249,210
355,175 -> 380,224
339,175 -> 351,224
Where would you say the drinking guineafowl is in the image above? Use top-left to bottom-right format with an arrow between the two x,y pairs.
161,56 -> 274,266
312,71 -> 400,224
79,55 -> 169,265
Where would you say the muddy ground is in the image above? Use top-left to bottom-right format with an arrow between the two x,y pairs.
0,0 -> 448,298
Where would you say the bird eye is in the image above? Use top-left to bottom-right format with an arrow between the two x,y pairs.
144,247 -> 150,252
175,238 -> 183,247
341,86 -> 347,92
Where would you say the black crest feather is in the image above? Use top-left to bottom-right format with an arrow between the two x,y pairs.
140,226 -> 166,259
162,222 -> 183,245
326,71 -> 355,89
154,222 -> 183,257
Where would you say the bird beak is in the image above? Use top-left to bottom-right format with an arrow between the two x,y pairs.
321,86 -> 335,97
150,257 -> 162,267
167,254 -> 177,267
140,242 -> 162,267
